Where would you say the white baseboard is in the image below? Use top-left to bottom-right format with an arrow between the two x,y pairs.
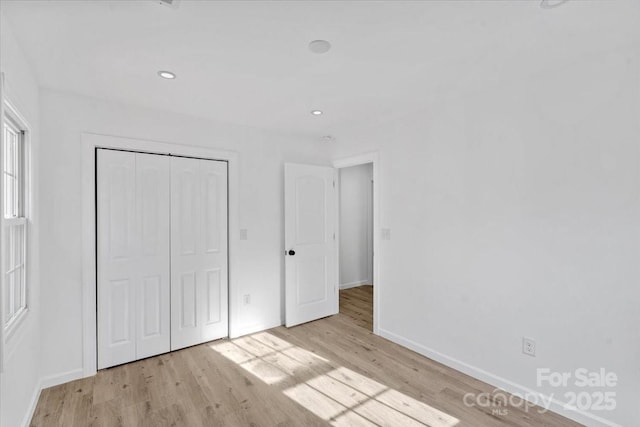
377,328 -> 621,427
40,368 -> 84,390
340,280 -> 371,290
20,368 -> 84,427
20,381 -> 42,427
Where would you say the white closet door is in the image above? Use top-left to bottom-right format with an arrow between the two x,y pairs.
97,150 -> 137,369
97,150 -> 171,369
171,157 -> 228,350
135,153 -> 171,359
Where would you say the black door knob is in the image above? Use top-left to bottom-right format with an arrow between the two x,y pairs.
288,249 -> 296,256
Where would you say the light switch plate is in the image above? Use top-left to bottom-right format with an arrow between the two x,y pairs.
240,229 -> 248,240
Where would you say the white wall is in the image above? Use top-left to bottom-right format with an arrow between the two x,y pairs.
37,89 -> 331,384
339,163 -> 373,288
330,25 -> 640,427
0,13 -> 42,427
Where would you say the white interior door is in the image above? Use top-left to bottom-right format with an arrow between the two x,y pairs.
97,150 -> 171,369
171,156 -> 228,350
285,163 -> 338,327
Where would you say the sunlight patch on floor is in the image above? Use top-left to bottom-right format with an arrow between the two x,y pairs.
210,332 -> 459,426
210,332 -> 330,385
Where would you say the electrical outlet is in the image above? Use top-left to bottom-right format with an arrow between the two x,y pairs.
523,337 -> 536,357
243,294 -> 251,305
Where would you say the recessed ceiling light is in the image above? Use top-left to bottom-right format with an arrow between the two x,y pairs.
309,40 -> 331,54
540,0 -> 570,9
322,135 -> 335,142
311,110 -> 323,116
157,70 -> 176,79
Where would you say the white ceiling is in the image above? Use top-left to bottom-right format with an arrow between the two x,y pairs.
2,0 -> 639,138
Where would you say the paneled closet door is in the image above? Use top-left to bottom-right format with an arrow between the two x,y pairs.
135,153 -> 171,360
171,157 -> 228,351
97,150 -> 171,369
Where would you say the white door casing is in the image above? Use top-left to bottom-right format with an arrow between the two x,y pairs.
171,156 -> 228,350
285,163 -> 338,327
97,150 -> 171,369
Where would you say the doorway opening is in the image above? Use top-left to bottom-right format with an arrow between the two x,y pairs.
337,163 -> 374,332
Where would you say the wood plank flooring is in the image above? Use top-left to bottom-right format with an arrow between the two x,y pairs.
30,288 -> 581,426
339,285 -> 373,331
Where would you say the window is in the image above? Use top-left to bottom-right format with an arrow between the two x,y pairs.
2,112 -> 27,331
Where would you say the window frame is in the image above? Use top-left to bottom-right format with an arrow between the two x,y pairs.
2,100 -> 31,338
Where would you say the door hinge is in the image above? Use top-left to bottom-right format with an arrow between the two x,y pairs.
333,180 -> 335,188
333,232 -> 336,241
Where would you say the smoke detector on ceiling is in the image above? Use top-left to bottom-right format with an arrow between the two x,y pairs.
156,0 -> 181,9
309,40 -> 332,54
540,0 -> 569,9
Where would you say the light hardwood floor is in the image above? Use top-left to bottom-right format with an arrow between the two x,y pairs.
31,288 -> 581,426
339,285 -> 373,331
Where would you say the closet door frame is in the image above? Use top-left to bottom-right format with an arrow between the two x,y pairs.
81,133 -> 239,378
